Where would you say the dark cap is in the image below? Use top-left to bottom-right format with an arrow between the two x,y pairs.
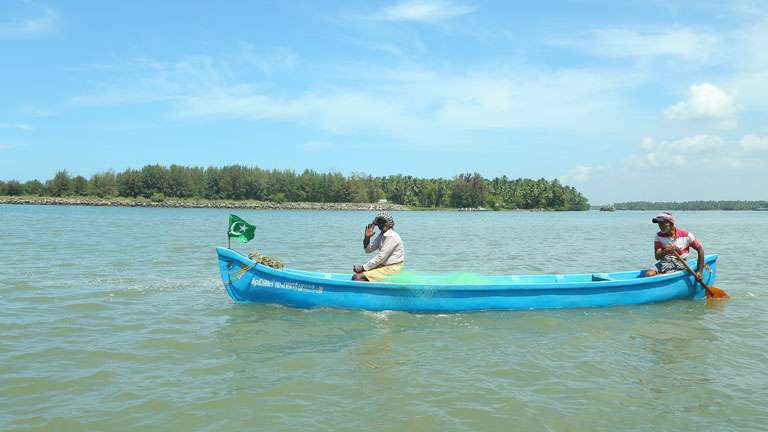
651,212 -> 675,224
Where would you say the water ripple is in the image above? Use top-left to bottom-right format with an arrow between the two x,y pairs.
1,206 -> 767,431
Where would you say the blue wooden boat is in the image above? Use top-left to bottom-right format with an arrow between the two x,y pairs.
216,247 -> 718,312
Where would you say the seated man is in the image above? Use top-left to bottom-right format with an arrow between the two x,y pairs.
352,211 -> 405,282
643,212 -> 704,280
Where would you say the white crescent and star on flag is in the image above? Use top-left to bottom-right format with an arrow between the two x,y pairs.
229,221 -> 248,236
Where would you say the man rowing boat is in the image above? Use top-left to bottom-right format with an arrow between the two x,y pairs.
642,212 -> 705,281
352,211 -> 405,282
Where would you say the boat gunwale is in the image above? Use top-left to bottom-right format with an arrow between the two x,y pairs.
217,247 -> 717,292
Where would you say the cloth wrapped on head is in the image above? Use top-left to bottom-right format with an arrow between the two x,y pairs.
373,211 -> 395,229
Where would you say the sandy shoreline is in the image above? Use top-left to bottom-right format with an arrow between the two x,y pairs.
0,196 -> 410,211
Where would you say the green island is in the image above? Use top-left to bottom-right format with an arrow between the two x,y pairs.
612,201 -> 768,211
0,165 -> 589,210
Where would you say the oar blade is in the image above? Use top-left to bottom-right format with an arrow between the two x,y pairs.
705,285 -> 729,299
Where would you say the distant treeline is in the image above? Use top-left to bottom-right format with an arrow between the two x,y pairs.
0,165 -> 589,210
614,201 -> 768,210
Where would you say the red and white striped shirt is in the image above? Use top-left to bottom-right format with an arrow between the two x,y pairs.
654,227 -> 701,259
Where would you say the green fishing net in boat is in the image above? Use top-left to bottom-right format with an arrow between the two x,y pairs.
247,251 -> 284,270
382,271 -> 493,284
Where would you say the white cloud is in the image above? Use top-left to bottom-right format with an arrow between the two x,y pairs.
667,134 -> 725,153
0,2 -> 58,38
374,1 -> 475,22
639,136 -> 657,151
688,21 -> 768,113
625,152 -> 688,168
168,66 -> 645,141
0,123 -> 33,131
174,85 -> 425,138
559,165 -> 596,183
72,47 -> 300,106
664,83 -> 742,125
625,134 -> 767,169
72,55 -> 227,105
73,53 -> 647,144
554,28 -> 718,62
741,134 -> 768,152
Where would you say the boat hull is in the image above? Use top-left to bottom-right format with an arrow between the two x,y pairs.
216,247 -> 718,312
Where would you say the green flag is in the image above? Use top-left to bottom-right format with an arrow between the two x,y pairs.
228,214 -> 256,243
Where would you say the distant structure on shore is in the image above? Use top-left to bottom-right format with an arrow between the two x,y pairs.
600,206 -> 616,212
458,207 -> 489,212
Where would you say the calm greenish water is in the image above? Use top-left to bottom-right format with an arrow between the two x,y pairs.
1,205 -> 767,431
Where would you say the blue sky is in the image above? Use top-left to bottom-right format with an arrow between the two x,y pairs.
1,0 -> 767,203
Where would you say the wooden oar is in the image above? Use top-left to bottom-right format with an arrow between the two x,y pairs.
671,249 -> 729,299
234,263 -> 256,279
